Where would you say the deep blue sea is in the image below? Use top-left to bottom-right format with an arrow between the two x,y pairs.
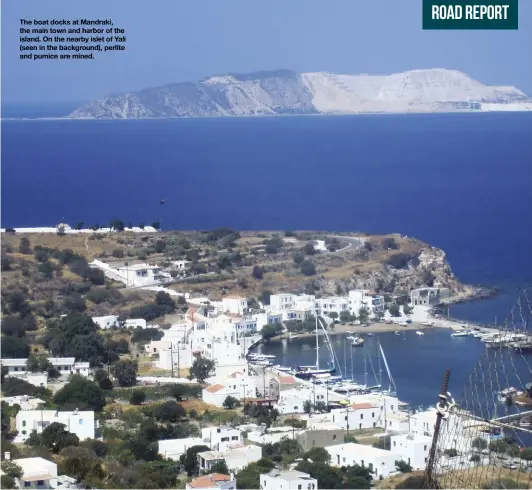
2,112 -> 532,328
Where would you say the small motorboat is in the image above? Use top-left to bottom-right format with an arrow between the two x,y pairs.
395,331 -> 401,336
451,331 -> 469,337
351,337 -> 364,347
416,331 -> 424,336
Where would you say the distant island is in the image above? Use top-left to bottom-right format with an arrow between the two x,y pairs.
69,68 -> 531,119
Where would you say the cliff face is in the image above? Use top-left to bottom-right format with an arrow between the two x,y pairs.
316,245 -> 479,300
70,69 -> 529,119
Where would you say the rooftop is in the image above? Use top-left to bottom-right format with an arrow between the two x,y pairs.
326,442 -> 400,458
265,470 -> 315,481
278,375 -> 298,384
351,403 -> 378,410
188,473 -> 232,488
206,384 -> 225,393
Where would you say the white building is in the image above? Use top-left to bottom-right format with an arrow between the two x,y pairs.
314,240 -> 327,252
15,409 -> 95,443
197,444 -> 262,472
1,358 -> 90,378
201,426 -> 243,451
125,318 -> 147,329
202,373 -> 258,408
314,297 -> 349,318
221,296 -> 248,316
115,263 -> 172,287
92,315 -> 119,329
1,396 -> 45,411
391,434 -> 432,470
270,294 -> 296,313
6,373 -> 48,389
348,290 -> 385,316
10,457 -> 58,489
186,473 -> 236,490
326,443 -> 401,479
158,437 -> 204,460
261,470 -> 317,490
274,386 -> 329,415
330,402 -> 383,431
173,260 -> 191,271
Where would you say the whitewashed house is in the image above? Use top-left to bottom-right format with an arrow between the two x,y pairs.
314,297 -> 349,318
274,386 -> 328,415
125,318 -> 147,329
348,290 -> 385,316
115,263 -> 172,287
1,396 -> 45,411
186,473 -> 236,490
270,294 -> 296,313
222,296 -> 248,316
201,427 -> 243,451
330,402 -> 383,430
326,443 -> 401,479
15,409 -> 95,442
197,444 -> 262,472
2,357 -> 90,378
9,457 -> 58,489
158,437 -> 204,460
391,434 -> 432,470
261,470 -> 317,490
92,315 -> 119,329
202,372 -> 258,407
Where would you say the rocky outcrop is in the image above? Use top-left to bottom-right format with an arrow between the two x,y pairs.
70,69 -> 529,119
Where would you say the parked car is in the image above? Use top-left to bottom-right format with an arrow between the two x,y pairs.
502,462 -> 518,470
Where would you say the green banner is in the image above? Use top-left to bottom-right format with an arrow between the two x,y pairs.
423,0 -> 518,29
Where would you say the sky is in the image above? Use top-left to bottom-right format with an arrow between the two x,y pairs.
2,0 -> 531,103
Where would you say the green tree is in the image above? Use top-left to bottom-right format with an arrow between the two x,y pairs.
110,219 -> 125,232
74,222 -> 84,230
1,337 -> 30,358
261,323 -> 283,341
519,447 -> 532,461
489,440 -> 508,454
152,400 -> 186,422
358,307 -> 370,324
236,459 -> 275,489
259,290 -> 272,305
189,356 -> 215,383
53,375 -> 106,411
329,312 -> 339,321
252,266 -> 264,280
304,446 -> 330,463
303,399 -> 312,414
383,237 -> 398,250
388,303 -> 401,317
180,445 -> 210,476
223,395 -> 238,409
396,460 -> 413,473
1,460 -> 22,489
304,243 -> 316,255
403,304 -> 413,315
111,359 -> 138,387
18,237 -> 32,254
340,310 -> 351,323
151,221 -> 161,230
374,310 -> 385,322
29,422 -> 80,453
129,390 -> 146,405
208,460 -> 230,474
470,454 -> 481,463
155,291 -> 176,311
443,448 -> 459,457
44,313 -> 106,366
472,437 -> 488,451
300,260 -> 316,276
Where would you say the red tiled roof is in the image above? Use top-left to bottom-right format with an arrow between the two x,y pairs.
351,403 -> 377,409
188,474 -> 232,488
279,376 -> 297,384
206,384 -> 225,393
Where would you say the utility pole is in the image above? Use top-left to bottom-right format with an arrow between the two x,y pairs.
346,404 -> 350,439
170,347 -> 174,378
424,368 -> 451,489
177,343 -> 180,378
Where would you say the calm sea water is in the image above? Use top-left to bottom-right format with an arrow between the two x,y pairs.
256,330 -> 532,411
2,112 -> 532,326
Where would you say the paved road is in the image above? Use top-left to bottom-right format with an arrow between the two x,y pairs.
329,235 -> 365,254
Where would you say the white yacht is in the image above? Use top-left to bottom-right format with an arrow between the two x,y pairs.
416,331 -> 424,336
451,331 -> 469,337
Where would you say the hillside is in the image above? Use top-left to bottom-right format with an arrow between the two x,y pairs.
1,229 -> 484,327
69,69 -> 530,119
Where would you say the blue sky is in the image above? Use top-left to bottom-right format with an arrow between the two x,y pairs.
2,0 -> 531,103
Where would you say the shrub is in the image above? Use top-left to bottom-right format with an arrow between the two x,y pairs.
252,266 -> 264,280
130,390 -> 147,405
300,260 -> 316,276
18,237 -> 32,254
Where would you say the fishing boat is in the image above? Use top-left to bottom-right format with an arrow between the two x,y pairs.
247,353 -> 276,361
295,316 -> 336,379
451,331 -> 469,337
252,359 -> 273,367
416,331 -> 424,336
351,337 -> 364,347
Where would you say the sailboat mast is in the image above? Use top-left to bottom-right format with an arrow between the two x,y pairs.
344,339 -> 347,376
315,315 -> 320,369
364,350 -> 367,388
350,343 -> 354,381
378,341 -> 382,387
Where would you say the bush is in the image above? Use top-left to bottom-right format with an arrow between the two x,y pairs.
293,252 -> 305,265
387,253 -> 415,269
383,237 -> 399,250
112,249 -> 124,258
252,266 -> 264,280
87,268 -> 105,285
53,376 -> 106,411
18,237 -> 32,254
130,390 -> 147,405
300,260 -> 316,276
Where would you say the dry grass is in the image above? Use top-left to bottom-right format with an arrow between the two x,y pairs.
436,466 -> 532,489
